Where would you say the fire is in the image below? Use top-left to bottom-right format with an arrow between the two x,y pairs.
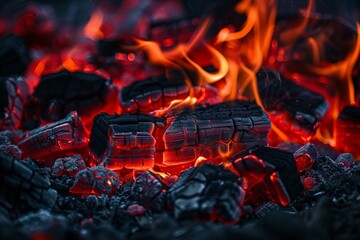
149,168 -> 171,179
125,0 -> 302,144
182,44 -> 229,84
134,0 -> 286,142
7,0 -> 360,175
194,156 -> 208,167
152,95 -> 197,117
306,23 -> 360,109
271,10 -> 360,146
129,0 -> 277,102
279,0 -> 314,47
126,0 -> 360,151
84,9 -> 104,40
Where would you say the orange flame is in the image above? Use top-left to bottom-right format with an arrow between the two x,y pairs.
182,44 -> 229,84
127,0 -> 287,142
307,23 -> 360,146
84,9 -> 104,40
129,0 -> 278,102
214,0 -> 277,103
279,0 -> 314,46
149,168 -> 171,179
306,23 -> 360,108
127,0 -> 360,147
152,95 -> 198,117
194,156 -> 208,167
215,0 -> 288,140
127,17 -> 227,114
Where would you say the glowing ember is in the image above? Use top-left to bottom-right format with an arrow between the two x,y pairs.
1,0 -> 360,220
17,111 -> 88,162
70,166 -> 120,195
89,100 -> 270,175
230,145 -> 303,206
335,106 -> 360,159
2,1 -> 360,236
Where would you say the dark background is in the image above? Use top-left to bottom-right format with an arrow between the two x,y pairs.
1,0 -> 360,26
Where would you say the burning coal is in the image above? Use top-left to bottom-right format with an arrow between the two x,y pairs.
1,0 -> 360,239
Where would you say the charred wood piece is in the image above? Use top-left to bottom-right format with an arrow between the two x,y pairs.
120,75 -> 221,114
0,134 -> 22,159
167,163 -> 244,223
89,113 -> 159,170
0,76 -> 30,130
30,69 -> 118,126
69,166 -> 120,195
293,143 -> 318,172
229,145 -> 303,206
257,68 -> 328,142
160,100 -> 270,167
335,106 -> 360,159
17,111 -> 88,162
335,153 -> 355,169
14,210 -> 68,240
89,100 -> 270,172
132,171 -> 168,212
51,154 -> 87,177
0,35 -> 30,76
0,154 -> 57,217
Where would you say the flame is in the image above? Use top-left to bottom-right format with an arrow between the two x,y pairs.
62,58 -> 79,72
217,142 -> 233,159
84,9 -> 104,40
128,0 -> 277,107
126,0 -> 287,141
213,0 -> 277,108
152,95 -> 197,117
215,0 -> 289,140
306,23 -> 360,107
128,17 -> 211,64
182,44 -> 229,84
307,37 -> 321,65
21,0 -> 360,160
215,0 -> 277,101
287,22 -> 360,145
106,179 -> 112,186
149,168 -> 171,179
279,0 -> 314,46
194,156 -> 208,167
127,18 -> 223,114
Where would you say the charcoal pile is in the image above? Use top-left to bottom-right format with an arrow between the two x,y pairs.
1,0 -> 360,239
1,136 -> 360,239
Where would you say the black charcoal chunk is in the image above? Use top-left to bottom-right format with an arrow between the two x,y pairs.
257,68 -> 328,141
31,69 -> 117,123
230,145 -> 303,206
0,154 -> 57,216
167,163 -> 244,223
52,154 -> 86,177
89,113 -> 159,170
132,172 -> 167,212
0,76 -> 30,130
70,166 -> 120,195
90,100 -> 270,173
